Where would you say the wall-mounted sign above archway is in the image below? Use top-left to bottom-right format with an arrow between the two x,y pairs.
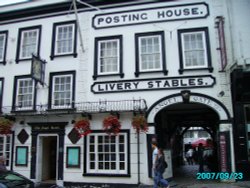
147,91 -> 231,123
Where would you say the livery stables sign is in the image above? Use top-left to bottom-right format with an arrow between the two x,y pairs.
91,75 -> 215,94
92,3 -> 209,29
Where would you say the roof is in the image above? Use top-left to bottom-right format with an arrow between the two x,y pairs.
0,0 -> 169,23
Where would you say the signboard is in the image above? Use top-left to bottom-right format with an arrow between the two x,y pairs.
219,132 -> 231,172
31,54 -> 46,86
92,3 -> 209,29
91,75 -> 215,93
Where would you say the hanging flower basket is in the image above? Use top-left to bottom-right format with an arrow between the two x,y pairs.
103,115 -> 121,135
74,117 -> 92,137
0,117 -> 13,135
132,114 -> 148,134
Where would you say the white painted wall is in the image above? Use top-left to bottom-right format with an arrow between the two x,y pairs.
0,0 -> 243,185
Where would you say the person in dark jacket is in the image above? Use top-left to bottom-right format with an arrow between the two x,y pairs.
153,148 -> 169,188
198,143 -> 204,172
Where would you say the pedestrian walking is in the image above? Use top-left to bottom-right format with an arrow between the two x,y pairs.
198,143 -> 204,172
154,148 -> 169,188
152,141 -> 158,177
186,148 -> 194,165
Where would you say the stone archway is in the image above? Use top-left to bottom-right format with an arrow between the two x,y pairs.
147,91 -> 231,123
146,91 -> 235,178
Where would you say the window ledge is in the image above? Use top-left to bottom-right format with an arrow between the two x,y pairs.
134,70 -> 168,77
93,73 -> 124,80
50,53 -> 77,60
11,109 -> 36,113
179,67 -> 213,74
83,173 -> 130,177
47,107 -> 76,112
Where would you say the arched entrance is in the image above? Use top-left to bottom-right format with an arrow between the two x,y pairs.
147,91 -> 234,180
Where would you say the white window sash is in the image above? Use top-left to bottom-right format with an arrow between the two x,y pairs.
20,29 -> 39,59
138,35 -> 162,72
55,24 -> 75,55
15,78 -> 34,111
98,39 -> 120,75
52,74 -> 73,109
181,31 -> 208,69
0,135 -> 12,167
87,133 -> 127,174
0,34 -> 6,62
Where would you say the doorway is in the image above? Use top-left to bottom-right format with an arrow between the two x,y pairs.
37,135 -> 58,182
154,103 -> 219,180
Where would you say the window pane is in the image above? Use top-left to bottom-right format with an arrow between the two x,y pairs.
182,31 -> 206,68
52,75 -> 72,108
0,34 -> 5,60
56,24 -> 74,54
16,78 -> 34,109
20,30 -> 38,59
139,35 -> 162,71
88,133 -> 127,174
98,39 -> 119,74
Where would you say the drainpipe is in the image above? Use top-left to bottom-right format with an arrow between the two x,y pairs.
137,132 -> 141,185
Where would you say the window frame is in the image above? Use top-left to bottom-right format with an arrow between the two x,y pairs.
83,130 -> 130,177
93,35 -> 124,80
16,26 -> 41,63
0,31 -> 8,65
15,146 -> 28,167
66,146 -> 80,168
135,31 -> 167,77
12,75 -> 36,112
178,27 -> 213,74
48,71 -> 76,110
0,135 -> 12,168
0,78 -> 3,114
50,21 -> 77,60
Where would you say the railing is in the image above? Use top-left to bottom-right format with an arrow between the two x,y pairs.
0,99 -> 147,116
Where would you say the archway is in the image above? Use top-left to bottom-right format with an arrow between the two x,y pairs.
146,91 -> 233,181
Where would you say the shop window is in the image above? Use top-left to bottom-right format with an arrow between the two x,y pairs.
0,31 -> 8,65
178,27 -> 213,74
84,131 -> 130,176
50,21 -> 77,60
48,71 -> 75,110
12,76 -> 36,111
93,35 -> 123,80
16,26 -> 41,63
0,135 -> 12,167
135,31 -> 167,77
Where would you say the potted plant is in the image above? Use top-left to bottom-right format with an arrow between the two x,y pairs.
74,117 -> 92,137
103,115 -> 121,135
132,114 -> 148,133
0,117 -> 13,135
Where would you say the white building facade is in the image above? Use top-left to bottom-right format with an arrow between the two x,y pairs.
0,0 -> 248,187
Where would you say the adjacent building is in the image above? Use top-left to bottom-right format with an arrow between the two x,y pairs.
0,0 -> 249,187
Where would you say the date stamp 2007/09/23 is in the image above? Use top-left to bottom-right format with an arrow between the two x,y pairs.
196,172 -> 243,180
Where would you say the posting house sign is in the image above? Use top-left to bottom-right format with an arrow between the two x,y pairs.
91,75 -> 215,93
92,3 -> 209,29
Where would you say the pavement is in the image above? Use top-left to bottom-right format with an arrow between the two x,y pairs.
139,165 -> 250,188
64,165 -> 250,188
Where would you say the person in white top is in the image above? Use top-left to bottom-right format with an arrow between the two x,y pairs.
152,142 -> 158,177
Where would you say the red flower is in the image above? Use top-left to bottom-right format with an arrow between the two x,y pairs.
74,118 -> 92,137
132,115 -> 148,133
103,115 -> 121,135
0,117 -> 13,135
